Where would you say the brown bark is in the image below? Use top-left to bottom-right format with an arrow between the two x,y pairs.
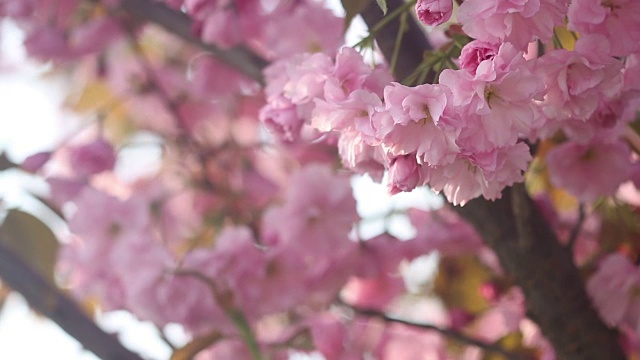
455,185 -> 624,359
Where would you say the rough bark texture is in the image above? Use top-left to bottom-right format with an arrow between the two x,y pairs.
0,242 -> 144,360
456,185 -> 625,359
360,1 -> 626,359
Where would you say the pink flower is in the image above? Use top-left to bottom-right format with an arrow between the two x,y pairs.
587,253 -> 640,329
258,1 -> 344,59
337,130 -> 386,181
440,43 -> 544,152
458,40 -> 500,75
325,47 -> 389,103
68,138 -> 117,178
408,207 -> 484,256
374,82 -> 459,166
458,0 -> 569,50
68,17 -> 122,56
67,188 -> 149,244
415,0 -> 453,27
533,35 -> 623,127
428,143 -> 531,205
568,0 -> 640,56
21,151 -> 51,173
262,164 -> 358,255
311,89 -> 381,138
472,289 -> 526,342
259,96 -> 304,141
386,154 -> 424,195
546,139 -> 632,202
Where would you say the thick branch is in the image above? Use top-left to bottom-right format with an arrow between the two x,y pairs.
0,242 -> 144,360
360,1 -> 626,359
113,0 -> 267,82
455,185 -> 624,359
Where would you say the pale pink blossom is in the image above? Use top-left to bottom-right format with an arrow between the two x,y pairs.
325,47 -> 389,102
311,89 -> 381,138
259,1 -> 344,59
429,143 -> 531,205
568,0 -> 640,56
415,0 -> 453,27
374,82 -> 460,165
587,253 -> 640,329
21,151 -> 51,173
376,323 -> 446,359
440,43 -> 544,152
386,154 -> 425,195
546,139 -> 633,202
408,207 -> 484,256
68,17 -> 122,56
67,188 -> 149,244
471,289 -> 526,343
337,130 -> 386,181
533,35 -> 623,129
261,163 -> 358,254
458,0 -> 569,50
259,96 -> 304,142
23,26 -> 71,60
458,40 -> 500,75
67,138 -> 117,178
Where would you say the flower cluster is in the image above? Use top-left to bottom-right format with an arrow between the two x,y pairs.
260,0 -> 640,206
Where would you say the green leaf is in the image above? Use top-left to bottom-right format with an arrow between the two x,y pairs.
376,0 -> 388,14
0,209 -> 59,283
341,0 -> 372,31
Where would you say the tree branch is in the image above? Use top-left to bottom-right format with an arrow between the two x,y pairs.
359,1 -> 626,358
345,303 -> 524,360
453,185 -> 625,360
0,241 -> 144,360
110,0 -> 268,82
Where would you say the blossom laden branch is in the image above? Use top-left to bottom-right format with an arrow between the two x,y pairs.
344,302 -> 524,360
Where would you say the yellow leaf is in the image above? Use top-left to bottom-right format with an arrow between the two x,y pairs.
0,209 -> 59,283
67,81 -> 115,113
554,26 -> 579,51
434,255 -> 493,314
102,101 -> 137,141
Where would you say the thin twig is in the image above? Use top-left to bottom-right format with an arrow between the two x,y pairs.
112,0 -> 268,82
567,205 -> 585,250
343,302 -> 524,360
